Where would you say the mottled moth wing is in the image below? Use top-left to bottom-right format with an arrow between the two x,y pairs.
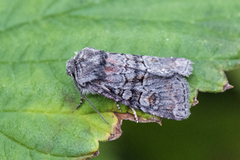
106,53 -> 193,77
92,53 -> 191,120
66,47 -> 193,121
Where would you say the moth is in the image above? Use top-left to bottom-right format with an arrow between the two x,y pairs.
66,47 -> 193,123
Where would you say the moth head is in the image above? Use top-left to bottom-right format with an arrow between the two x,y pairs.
66,58 -> 75,76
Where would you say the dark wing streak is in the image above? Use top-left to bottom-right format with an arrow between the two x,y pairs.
106,59 -> 172,77
89,83 -> 124,102
106,53 -> 193,77
90,82 -> 143,110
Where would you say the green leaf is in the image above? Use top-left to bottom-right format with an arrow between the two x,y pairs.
0,0 -> 239,159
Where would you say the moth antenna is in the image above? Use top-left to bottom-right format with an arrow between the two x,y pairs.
70,74 -> 109,124
81,94 -> 109,124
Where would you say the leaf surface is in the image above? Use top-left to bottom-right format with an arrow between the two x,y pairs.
0,0 -> 240,159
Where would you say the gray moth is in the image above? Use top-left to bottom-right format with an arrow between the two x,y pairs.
66,47 -> 193,122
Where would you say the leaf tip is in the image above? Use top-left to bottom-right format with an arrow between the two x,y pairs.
108,112 -> 162,141
223,83 -> 233,92
191,97 -> 199,107
108,116 -> 123,141
90,150 -> 100,159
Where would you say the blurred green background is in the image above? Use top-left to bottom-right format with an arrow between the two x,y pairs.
96,70 -> 240,160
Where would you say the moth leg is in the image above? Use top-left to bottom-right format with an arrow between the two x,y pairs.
131,108 -> 138,123
76,92 -> 83,109
115,101 -> 122,111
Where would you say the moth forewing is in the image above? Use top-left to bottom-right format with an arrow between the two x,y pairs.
66,47 -> 193,122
